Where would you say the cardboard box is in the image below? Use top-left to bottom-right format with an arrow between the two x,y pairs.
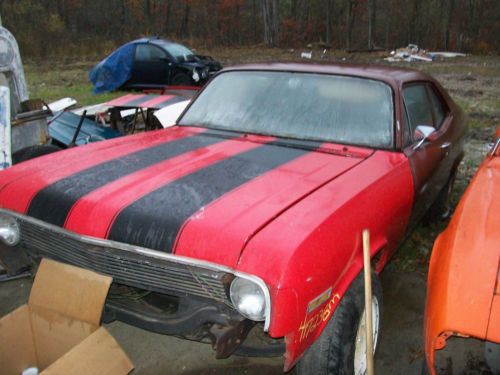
0,259 -> 134,375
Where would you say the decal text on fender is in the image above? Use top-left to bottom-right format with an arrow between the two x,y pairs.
298,293 -> 340,342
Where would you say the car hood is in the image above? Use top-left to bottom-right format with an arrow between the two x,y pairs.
0,126 -> 372,268
178,55 -> 222,72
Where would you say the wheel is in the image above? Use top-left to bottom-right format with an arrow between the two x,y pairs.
296,272 -> 383,375
12,144 -> 61,164
171,72 -> 192,86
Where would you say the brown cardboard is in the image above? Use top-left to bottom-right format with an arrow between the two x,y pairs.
0,259 -> 133,375
0,305 -> 37,375
28,258 -> 112,326
42,328 -> 134,375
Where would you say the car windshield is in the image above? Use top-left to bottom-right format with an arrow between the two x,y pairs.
161,42 -> 196,62
179,71 -> 394,148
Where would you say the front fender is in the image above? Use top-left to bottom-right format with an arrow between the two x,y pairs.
236,151 -> 414,370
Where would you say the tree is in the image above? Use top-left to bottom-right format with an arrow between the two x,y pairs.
367,0 -> 376,49
262,0 -> 280,46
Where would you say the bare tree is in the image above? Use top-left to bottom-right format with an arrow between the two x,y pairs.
367,0 -> 376,49
262,0 -> 280,46
326,0 -> 334,45
444,0 -> 455,49
180,1 -> 191,38
345,0 -> 357,49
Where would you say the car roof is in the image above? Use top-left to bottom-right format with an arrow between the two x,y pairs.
130,37 -> 176,46
221,63 -> 432,87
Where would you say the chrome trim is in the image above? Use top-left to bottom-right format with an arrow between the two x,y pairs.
0,208 -> 272,331
489,137 -> 500,157
0,212 -> 21,246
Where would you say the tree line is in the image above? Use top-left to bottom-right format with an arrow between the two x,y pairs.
1,0 -> 498,58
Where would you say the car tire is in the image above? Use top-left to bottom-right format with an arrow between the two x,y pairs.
171,72 -> 192,86
296,272 -> 382,375
12,144 -> 61,164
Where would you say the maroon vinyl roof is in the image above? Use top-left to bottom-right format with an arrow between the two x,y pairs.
222,62 -> 432,87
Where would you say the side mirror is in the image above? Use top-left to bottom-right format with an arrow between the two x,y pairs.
413,125 -> 436,150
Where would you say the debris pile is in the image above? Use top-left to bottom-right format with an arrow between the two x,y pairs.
385,44 -> 433,62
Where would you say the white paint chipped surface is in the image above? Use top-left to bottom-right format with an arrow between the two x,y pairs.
0,86 -> 11,169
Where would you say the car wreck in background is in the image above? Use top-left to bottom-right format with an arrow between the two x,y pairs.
424,128 -> 500,374
48,87 -> 197,147
0,63 -> 466,374
89,37 -> 222,93
0,26 -> 61,168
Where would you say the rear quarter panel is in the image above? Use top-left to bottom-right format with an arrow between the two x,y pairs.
236,150 -> 414,369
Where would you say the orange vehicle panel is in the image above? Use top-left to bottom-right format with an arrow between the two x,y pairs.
424,147 -> 500,373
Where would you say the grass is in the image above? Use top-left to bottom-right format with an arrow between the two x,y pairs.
24,61 -> 127,107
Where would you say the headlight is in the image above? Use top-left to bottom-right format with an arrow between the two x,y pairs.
0,214 -> 20,246
230,277 -> 267,321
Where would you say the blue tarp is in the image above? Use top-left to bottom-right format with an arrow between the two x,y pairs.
89,39 -> 146,93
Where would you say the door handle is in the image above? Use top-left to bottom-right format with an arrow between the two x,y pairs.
440,142 -> 451,149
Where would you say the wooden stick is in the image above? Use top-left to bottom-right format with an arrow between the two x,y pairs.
363,229 -> 375,375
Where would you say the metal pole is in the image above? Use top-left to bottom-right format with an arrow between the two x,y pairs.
69,110 -> 87,147
363,229 -> 375,375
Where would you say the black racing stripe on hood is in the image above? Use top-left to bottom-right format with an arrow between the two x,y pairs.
107,142 -> 311,253
27,131 -> 231,227
155,95 -> 190,108
121,94 -> 158,107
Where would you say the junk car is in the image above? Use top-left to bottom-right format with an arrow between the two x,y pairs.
48,87 -> 198,147
0,64 -> 466,374
89,37 -> 222,93
424,129 -> 500,374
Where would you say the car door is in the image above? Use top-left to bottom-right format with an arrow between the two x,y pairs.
402,82 -> 454,224
130,44 -> 171,87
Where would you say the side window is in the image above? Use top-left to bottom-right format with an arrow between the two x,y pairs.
427,87 -> 446,128
403,84 -> 434,139
135,44 -> 166,61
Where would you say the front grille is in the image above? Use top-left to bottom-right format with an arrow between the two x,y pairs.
17,218 -> 230,304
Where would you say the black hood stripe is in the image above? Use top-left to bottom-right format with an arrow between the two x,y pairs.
27,131 -> 231,227
107,142 -> 311,253
155,95 -> 190,108
120,94 -> 157,107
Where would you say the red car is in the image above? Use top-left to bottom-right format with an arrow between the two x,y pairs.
0,64 -> 466,373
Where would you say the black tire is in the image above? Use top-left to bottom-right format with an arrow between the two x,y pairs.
12,144 -> 61,164
296,272 -> 383,375
171,72 -> 192,86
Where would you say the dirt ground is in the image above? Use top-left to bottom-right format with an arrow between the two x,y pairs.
2,51 -> 499,374
0,265 -> 427,374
